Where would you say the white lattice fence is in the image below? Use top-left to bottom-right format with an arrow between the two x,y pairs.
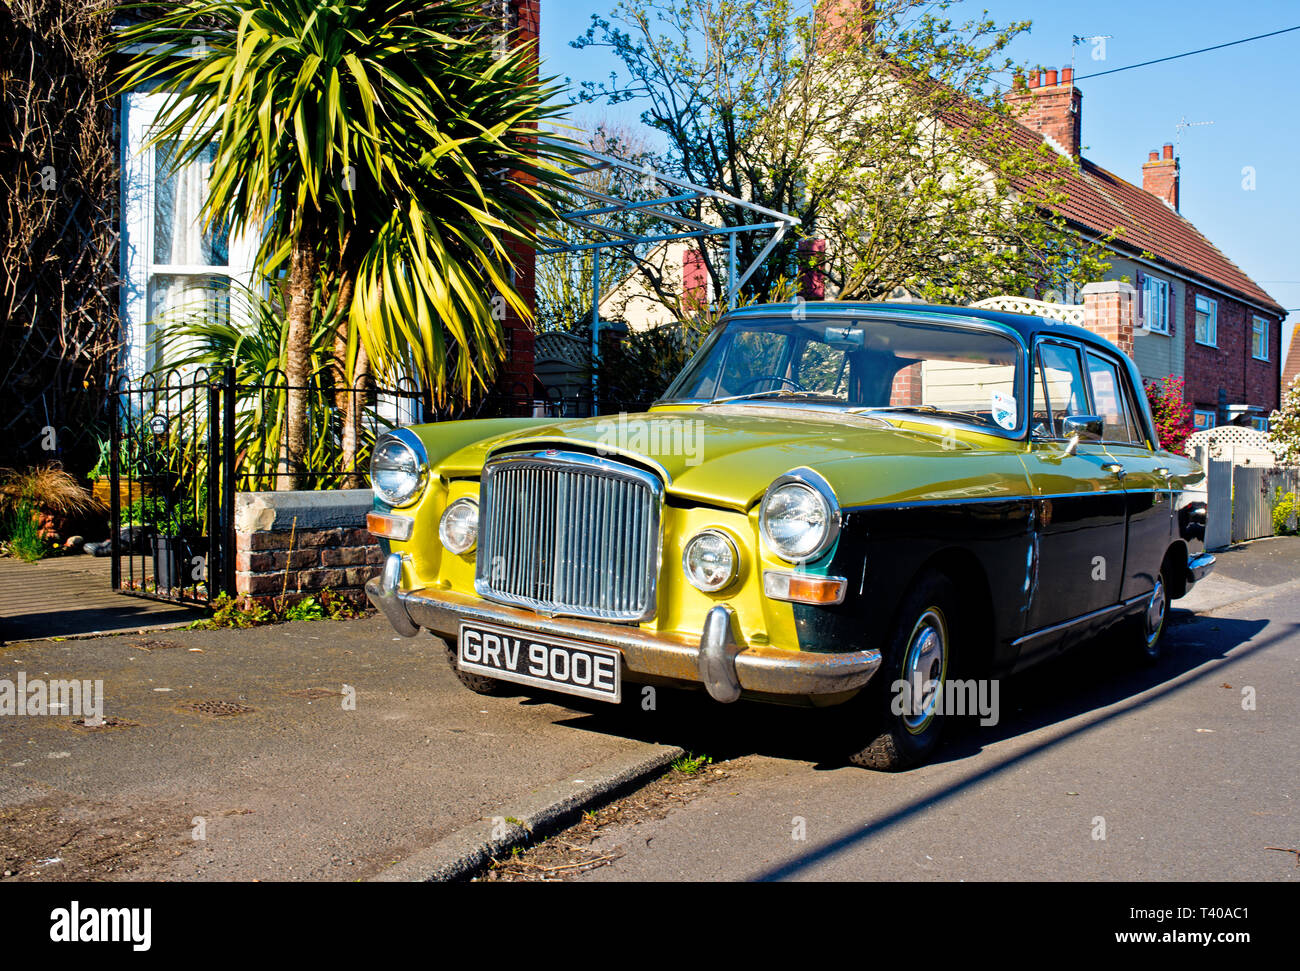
970,296 -> 1086,326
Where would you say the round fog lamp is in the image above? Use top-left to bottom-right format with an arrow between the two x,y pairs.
683,529 -> 738,592
438,498 -> 479,554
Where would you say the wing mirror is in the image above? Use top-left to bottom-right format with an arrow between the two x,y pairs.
1060,415 -> 1104,456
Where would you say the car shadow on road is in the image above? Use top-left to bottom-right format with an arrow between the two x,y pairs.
513,607 -> 1277,775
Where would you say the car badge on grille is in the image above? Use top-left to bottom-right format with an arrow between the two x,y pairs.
544,448 -> 559,457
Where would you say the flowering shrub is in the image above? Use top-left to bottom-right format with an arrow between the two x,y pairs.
1144,375 -> 1195,454
1267,376 -> 1300,466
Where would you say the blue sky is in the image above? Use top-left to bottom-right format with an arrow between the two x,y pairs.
539,0 -> 1300,359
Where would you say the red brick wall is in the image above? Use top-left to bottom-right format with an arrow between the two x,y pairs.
1182,286 -> 1281,417
496,0 -> 541,403
889,362 -> 923,406
235,527 -> 382,601
1081,281 -> 1136,358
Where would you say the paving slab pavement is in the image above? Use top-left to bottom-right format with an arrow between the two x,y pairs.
0,616 -> 679,881
0,555 -> 200,643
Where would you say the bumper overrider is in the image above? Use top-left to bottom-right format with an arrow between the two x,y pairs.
366,554 -> 881,703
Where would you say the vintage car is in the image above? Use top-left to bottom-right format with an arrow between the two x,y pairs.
365,302 -> 1214,770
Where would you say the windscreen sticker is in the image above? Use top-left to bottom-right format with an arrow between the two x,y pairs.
991,391 -> 1017,430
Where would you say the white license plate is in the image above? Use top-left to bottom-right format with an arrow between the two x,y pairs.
457,622 -> 622,703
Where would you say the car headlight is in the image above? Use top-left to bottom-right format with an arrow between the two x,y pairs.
438,498 -> 479,555
683,529 -> 738,592
371,431 -> 428,508
759,469 -> 840,562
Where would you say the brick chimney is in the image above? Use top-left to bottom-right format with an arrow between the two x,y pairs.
817,0 -> 875,47
1142,143 -> 1180,210
1004,66 -> 1082,158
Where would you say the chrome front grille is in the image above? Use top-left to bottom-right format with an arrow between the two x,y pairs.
475,451 -> 663,622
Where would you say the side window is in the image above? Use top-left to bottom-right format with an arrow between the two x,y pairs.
1035,342 -> 1090,438
1085,353 -> 1143,445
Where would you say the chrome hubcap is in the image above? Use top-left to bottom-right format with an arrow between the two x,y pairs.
901,608 -> 947,733
1145,576 -> 1166,652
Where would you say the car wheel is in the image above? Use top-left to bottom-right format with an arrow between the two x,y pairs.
847,572 -> 957,771
444,643 -> 506,695
1128,566 -> 1169,665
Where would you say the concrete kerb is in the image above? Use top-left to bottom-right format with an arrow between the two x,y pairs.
370,743 -> 686,882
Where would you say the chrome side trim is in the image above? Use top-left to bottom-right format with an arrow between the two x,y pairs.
1011,592 -> 1150,652
368,553 -> 418,637
367,580 -> 882,697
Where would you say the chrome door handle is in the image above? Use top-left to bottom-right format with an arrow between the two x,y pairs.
1102,463 -> 1126,477
1154,467 -> 1170,477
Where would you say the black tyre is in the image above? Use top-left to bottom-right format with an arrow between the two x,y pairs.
846,572 -> 958,771
444,643 -> 506,695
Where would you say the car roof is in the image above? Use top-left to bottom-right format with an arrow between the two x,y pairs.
726,301 -> 1122,356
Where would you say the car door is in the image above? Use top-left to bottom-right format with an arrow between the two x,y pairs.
1020,339 -> 1128,645
1083,350 -> 1172,601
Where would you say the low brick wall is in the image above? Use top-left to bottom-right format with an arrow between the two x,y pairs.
234,490 -> 380,603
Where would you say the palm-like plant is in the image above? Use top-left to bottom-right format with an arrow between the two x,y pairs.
116,0 -> 576,487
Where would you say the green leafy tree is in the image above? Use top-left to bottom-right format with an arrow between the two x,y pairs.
1267,375 -> 1300,466
117,0 -> 575,487
574,0 -> 1110,309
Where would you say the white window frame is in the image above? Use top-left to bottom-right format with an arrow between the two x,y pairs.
1194,295 -> 1218,347
120,91 -> 258,380
1141,273 -> 1170,335
1252,315 -> 1270,361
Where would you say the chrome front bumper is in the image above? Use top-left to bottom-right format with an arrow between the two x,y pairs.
365,557 -> 880,702
1187,551 -> 1216,585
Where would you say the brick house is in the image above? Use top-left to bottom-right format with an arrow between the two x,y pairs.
1002,68 -> 1286,430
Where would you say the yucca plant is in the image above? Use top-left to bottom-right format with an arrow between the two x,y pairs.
149,281 -> 375,492
116,0 -> 578,487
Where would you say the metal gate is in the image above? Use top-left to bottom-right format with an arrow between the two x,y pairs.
108,367 -> 235,606
1231,466 -> 1300,544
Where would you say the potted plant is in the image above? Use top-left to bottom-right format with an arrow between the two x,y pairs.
88,435 -> 154,509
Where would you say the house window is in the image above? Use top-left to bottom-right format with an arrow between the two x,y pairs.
121,92 -> 255,379
1251,417 -> 1269,432
1141,274 -> 1170,334
1192,409 -> 1215,430
1194,295 -> 1217,347
1252,316 -> 1270,360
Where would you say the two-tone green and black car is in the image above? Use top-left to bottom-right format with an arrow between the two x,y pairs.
365,303 -> 1214,769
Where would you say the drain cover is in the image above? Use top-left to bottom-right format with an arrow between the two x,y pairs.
132,639 -> 183,651
284,688 -> 343,700
178,701 -> 255,716
71,716 -> 139,730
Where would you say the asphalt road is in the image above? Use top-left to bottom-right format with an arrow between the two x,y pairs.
568,540 -> 1300,881
1,538 -> 1295,882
